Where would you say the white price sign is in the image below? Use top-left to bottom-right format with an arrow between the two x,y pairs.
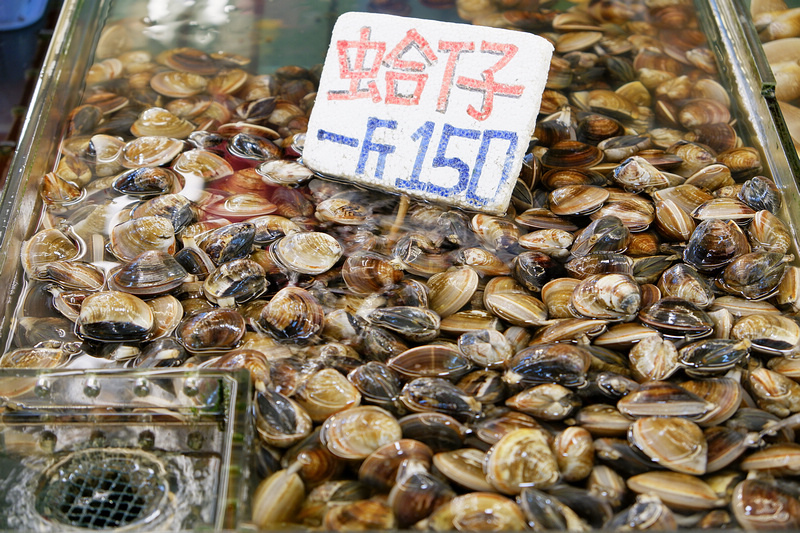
303,12 -> 553,215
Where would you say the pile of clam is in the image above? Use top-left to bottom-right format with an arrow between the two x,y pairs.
6,0 -> 800,530
750,0 -> 800,149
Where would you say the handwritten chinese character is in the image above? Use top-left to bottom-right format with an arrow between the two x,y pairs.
455,41 -> 524,121
382,29 -> 438,106
328,26 -> 385,103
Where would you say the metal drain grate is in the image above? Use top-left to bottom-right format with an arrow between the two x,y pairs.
35,449 -> 170,530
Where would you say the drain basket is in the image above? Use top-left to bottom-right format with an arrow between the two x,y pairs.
0,368 -> 253,532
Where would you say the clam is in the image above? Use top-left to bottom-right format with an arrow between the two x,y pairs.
627,471 -> 724,511
748,209 -> 792,254
150,70 -> 207,97
109,216 -> 176,261
131,193 -> 195,232
399,377 -> 482,422
252,469 -> 305,529
294,368 -> 362,422
628,416 -> 707,475
259,287 -> 324,341
389,460 -> 455,528
255,388 -> 313,448
107,250 -> 187,295
358,438 -> 432,491
570,216 -> 631,257
654,199 -> 695,242
628,334 -> 679,382
120,136 -> 184,168
130,107 -> 194,138
515,207 -> 579,232
21,227 -> 85,276
270,232 -> 342,275
692,197 -> 756,223
589,197 -> 655,232
228,133 -> 282,162
731,313 -> 800,355
176,307 -> 245,353
548,184 -> 609,216
504,343 -> 592,389
506,383 -> 580,421
639,297 -> 714,338
203,258 -> 267,305
457,329 -> 513,369
541,140 -> 604,169
449,492 -> 527,531
320,406 -> 402,460
451,247 -> 510,276
77,290 -> 154,342
683,218 -> 750,272
172,148 -> 234,182
484,428 -> 560,494
749,367 -> 800,417
388,344 -> 471,381
40,172 -> 84,205
257,160 -> 313,186
427,267 -> 479,318
112,166 -> 181,196
430,449 -> 492,493
570,274 -> 642,321
732,479 -> 800,530
612,156 -> 670,193
717,251 -> 790,300
657,263 -> 715,309
32,260 -> 104,291
541,277 -> 581,319
471,214 -> 520,253
195,222 -> 255,265
617,380 -> 714,418
677,339 -> 750,376
368,306 -> 440,343
540,168 -> 606,190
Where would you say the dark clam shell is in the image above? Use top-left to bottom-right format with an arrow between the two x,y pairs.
504,343 -> 592,389
176,307 -> 246,353
399,412 -> 467,452
342,251 -> 404,295
77,291 -> 155,342
255,388 -> 313,448
638,297 -> 714,338
738,175 -> 782,214
203,258 -> 267,305
512,251 -> 565,293
195,222 -> 256,265
227,132 -> 282,161
571,216 -> 631,257
717,251 -> 789,300
348,362 -> 402,409
678,338 -> 751,375
368,306 -> 441,343
399,377 -> 482,422
107,250 -> 187,295
113,166 -> 181,196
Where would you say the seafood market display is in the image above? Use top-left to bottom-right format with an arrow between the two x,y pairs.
5,0 -> 800,530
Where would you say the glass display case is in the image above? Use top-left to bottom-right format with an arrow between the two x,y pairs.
2,0 -> 800,530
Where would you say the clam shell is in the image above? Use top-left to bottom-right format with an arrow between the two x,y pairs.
627,471 -> 724,511
320,406 -> 402,460
177,307 -> 246,353
433,449 -> 493,492
108,250 -> 187,295
271,232 -> 342,275
295,368 -> 362,422
120,136 -> 184,168
388,344 -> 472,380
484,428 -> 560,494
172,148 -> 234,182
427,267 -> 479,318
548,184 -> 609,216
628,416 -> 707,474
109,216 -> 176,261
260,286 -> 324,341
77,290 -> 155,342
